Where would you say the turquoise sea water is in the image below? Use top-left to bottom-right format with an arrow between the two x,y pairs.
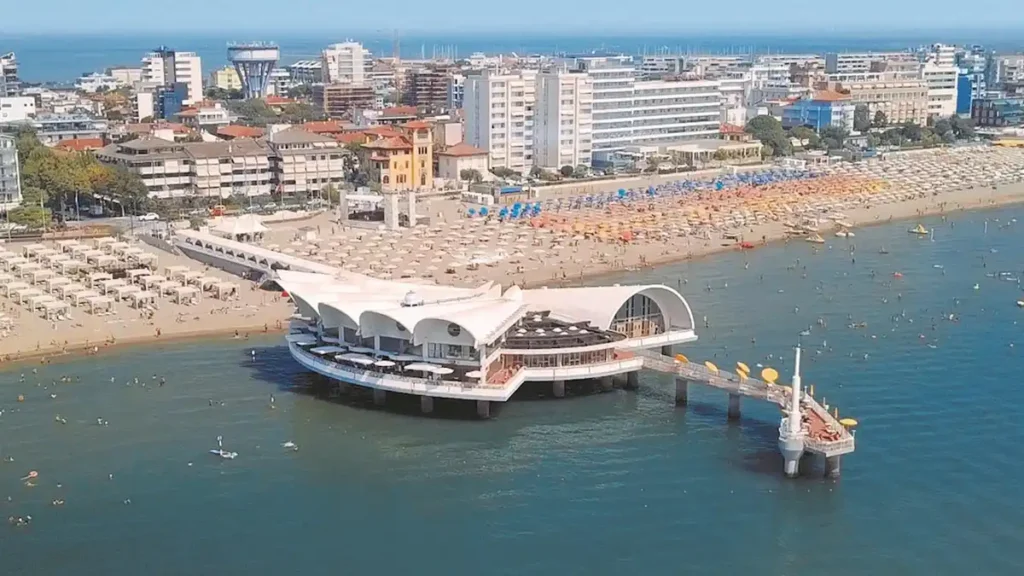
2,207 -> 1023,575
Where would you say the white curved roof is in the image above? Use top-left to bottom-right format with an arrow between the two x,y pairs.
516,285 -> 695,331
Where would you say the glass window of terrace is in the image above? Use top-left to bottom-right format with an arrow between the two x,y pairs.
611,294 -> 666,338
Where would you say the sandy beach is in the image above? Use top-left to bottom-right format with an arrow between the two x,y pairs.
1,145 -> 1023,363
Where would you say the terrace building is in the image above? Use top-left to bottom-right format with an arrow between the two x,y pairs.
266,127 -> 346,198
0,134 -> 21,211
30,113 -> 109,147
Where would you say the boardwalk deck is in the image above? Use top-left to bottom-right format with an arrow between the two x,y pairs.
633,349 -> 855,458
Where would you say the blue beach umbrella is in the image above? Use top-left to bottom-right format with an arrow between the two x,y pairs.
479,206 -> 489,216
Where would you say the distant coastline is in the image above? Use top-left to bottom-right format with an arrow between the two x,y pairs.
7,30 -> 1024,83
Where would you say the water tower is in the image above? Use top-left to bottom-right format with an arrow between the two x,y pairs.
227,42 -> 280,99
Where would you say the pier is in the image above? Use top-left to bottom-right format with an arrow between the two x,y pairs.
635,346 -> 856,477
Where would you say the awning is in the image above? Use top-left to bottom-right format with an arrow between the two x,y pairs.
310,345 -> 346,355
285,333 -> 317,344
373,360 -> 396,367
404,362 -> 444,374
336,353 -> 374,366
347,346 -> 377,354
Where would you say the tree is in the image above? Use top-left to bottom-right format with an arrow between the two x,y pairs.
853,104 -> 871,132
866,133 -> 882,148
459,168 -> 483,183
872,110 -> 888,128
490,167 -> 518,179
899,122 -> 923,141
821,137 -> 842,150
821,126 -> 850,148
745,115 -> 792,157
933,118 -> 953,138
7,186 -> 51,228
950,115 -> 975,139
559,165 -> 575,177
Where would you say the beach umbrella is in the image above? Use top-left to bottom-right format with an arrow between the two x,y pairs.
704,361 -> 719,375
480,207 -> 489,216
839,418 -> 858,427
736,361 -> 750,374
761,367 -> 779,384
467,208 -> 476,216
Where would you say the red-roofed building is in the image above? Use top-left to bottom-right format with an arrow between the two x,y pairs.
435,143 -> 489,181
217,125 -> 266,140
358,123 -> 434,190
719,123 -> 751,142
54,138 -> 105,152
336,132 -> 371,145
264,95 -> 296,111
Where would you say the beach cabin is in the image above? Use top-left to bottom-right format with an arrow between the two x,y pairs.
83,295 -> 113,315
0,255 -> 27,272
126,291 -> 156,309
0,273 -> 13,286
27,294 -> 56,312
173,285 -> 201,304
70,290 -> 100,307
165,266 -> 190,282
68,244 -> 91,258
106,241 -> 130,255
96,278 -> 127,295
56,239 -> 81,253
127,269 -> 152,284
29,269 -> 54,285
158,281 -> 180,296
89,254 -> 117,269
55,282 -> 86,299
15,287 -> 42,305
41,300 -> 70,320
86,272 -> 113,288
14,261 -> 41,278
130,252 -> 158,268
1,281 -> 29,297
45,276 -> 71,293
111,284 -> 141,302
199,276 -> 221,290
143,275 -> 167,290
93,237 -> 116,250
213,282 -> 238,300
21,243 -> 47,258
33,248 -> 58,262
180,270 -> 203,286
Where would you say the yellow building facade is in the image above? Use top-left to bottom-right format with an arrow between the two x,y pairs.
211,66 -> 242,91
360,121 -> 434,190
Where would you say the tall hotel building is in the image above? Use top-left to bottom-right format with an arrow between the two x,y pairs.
463,70 -> 537,173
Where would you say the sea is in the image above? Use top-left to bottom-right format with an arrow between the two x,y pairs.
5,31 -> 1024,84
2,206 -> 1024,575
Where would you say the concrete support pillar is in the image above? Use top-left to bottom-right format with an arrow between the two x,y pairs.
625,371 -> 639,391
420,395 -> 434,415
783,455 -> 801,478
661,344 -> 673,357
372,388 -> 387,406
599,376 -> 614,392
825,456 -> 842,479
552,380 -> 566,398
476,400 -> 490,419
674,377 -> 688,405
727,393 -> 741,420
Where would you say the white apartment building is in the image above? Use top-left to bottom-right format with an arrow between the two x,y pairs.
0,134 -> 21,211
825,52 -> 915,74
922,62 -> 959,118
267,128 -> 345,197
718,74 -> 750,125
141,50 -> 203,105
928,44 -> 957,67
134,91 -> 155,122
266,68 -> 291,96
533,71 -> 594,169
322,41 -> 369,85
464,70 -> 537,173
574,56 -> 722,152
108,67 -> 142,86
0,96 -> 37,122
640,56 -> 683,78
75,72 -> 120,93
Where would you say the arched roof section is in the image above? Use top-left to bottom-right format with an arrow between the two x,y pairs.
519,285 -> 695,332
412,299 -> 528,347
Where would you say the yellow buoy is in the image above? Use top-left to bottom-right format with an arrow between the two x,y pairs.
736,361 -> 750,374
704,361 -> 719,374
761,367 -> 779,384
839,418 -> 858,427
674,353 -> 689,364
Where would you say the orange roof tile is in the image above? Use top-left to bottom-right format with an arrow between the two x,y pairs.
301,120 -> 346,134
364,125 -> 403,138
436,143 -> 487,157
265,95 -> 295,105
336,132 -> 369,144
402,120 -> 432,130
381,105 -> 417,117
54,138 -> 104,152
363,136 -> 412,150
217,125 -> 265,138
127,122 -> 190,134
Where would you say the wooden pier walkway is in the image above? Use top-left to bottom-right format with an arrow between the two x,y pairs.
633,349 -> 856,458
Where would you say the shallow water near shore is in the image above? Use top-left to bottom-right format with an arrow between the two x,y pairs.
2,206 -> 1023,576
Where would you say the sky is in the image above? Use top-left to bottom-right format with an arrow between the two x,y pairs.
3,0 -> 1024,35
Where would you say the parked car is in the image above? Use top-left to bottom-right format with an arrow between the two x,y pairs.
138,212 -> 161,221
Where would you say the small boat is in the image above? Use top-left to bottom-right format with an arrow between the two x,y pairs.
908,224 -> 929,235
805,234 -> 825,244
1017,301 -> 1024,308
878,247 -> 889,254
933,265 -> 944,269
834,229 -> 855,238
974,284 -> 980,290
210,449 -> 238,459
799,329 -> 811,336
